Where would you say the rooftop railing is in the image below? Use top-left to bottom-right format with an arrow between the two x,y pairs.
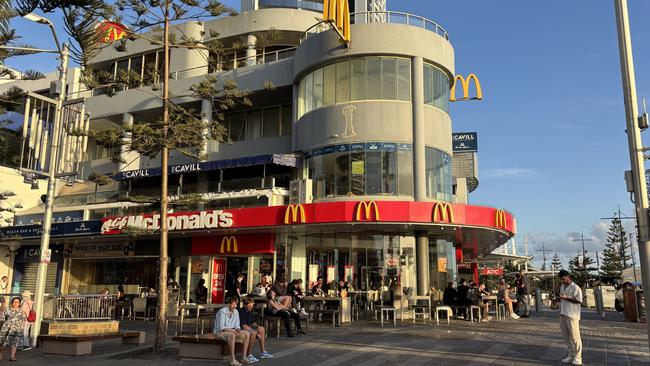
302,11 -> 450,42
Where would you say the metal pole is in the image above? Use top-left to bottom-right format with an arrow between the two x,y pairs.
614,0 -> 650,352
30,43 -> 69,347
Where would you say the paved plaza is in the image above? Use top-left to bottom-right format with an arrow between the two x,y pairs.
8,309 -> 649,366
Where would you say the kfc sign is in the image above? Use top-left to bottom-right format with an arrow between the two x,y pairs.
480,268 -> 504,276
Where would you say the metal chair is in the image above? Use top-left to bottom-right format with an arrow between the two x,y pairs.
434,305 -> 452,325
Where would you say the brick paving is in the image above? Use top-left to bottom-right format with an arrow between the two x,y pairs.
8,309 -> 650,365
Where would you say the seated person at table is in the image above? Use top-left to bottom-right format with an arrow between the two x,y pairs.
443,282 -> 457,315
479,282 -> 490,296
456,279 -> 470,320
467,282 -> 489,322
287,280 -> 308,316
239,297 -> 273,361
498,279 -> 520,320
214,296 -> 252,366
265,289 -> 305,337
195,279 -> 208,304
271,276 -> 292,309
311,277 -> 326,296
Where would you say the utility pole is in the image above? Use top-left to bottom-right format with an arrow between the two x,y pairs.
630,232 -> 638,281
536,244 -> 550,271
614,0 -> 650,352
572,231 -> 594,277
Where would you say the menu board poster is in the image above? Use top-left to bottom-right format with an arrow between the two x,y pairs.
211,258 -> 227,304
326,265 -> 336,284
308,264 -> 319,289
344,265 -> 354,283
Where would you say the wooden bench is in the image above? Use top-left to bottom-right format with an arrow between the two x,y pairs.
40,331 -> 145,356
172,335 -> 244,360
307,309 -> 340,328
264,314 -> 305,338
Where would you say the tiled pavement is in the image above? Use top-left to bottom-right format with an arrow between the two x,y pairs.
9,309 -> 650,365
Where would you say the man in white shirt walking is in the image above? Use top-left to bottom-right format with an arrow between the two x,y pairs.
558,270 -> 583,365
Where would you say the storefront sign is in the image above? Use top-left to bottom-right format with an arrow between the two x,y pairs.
309,264 -> 319,289
16,245 -> 63,263
101,210 -> 233,234
438,258 -> 448,272
191,234 -> 274,255
495,209 -> 507,229
344,265 -> 354,282
450,74 -> 482,102
65,242 -> 133,258
15,211 -> 84,226
326,265 -> 335,284
211,258 -> 226,304
355,201 -> 380,221
480,267 -> 504,276
457,262 -> 473,270
452,132 -> 478,153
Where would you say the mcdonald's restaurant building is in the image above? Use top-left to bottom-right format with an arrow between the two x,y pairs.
0,1 -> 515,306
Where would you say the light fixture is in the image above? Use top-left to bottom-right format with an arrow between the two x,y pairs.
22,12 -> 51,25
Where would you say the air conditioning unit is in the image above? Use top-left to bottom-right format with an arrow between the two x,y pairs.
289,179 -> 313,204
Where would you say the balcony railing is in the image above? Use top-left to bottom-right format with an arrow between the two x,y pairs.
302,11 -> 450,42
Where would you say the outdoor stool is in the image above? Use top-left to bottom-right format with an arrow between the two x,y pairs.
379,306 -> 396,327
468,305 -> 481,322
435,305 -> 452,325
498,303 -> 506,320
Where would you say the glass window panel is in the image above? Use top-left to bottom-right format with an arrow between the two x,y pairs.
323,154 -> 336,197
350,152 -> 365,195
323,64 -> 336,106
366,57 -> 381,99
397,59 -> 410,101
299,78 -> 306,117
336,61 -> 350,103
366,151 -> 382,195
382,58 -> 397,100
383,151 -> 397,195
397,150 -> 413,196
309,156 -> 325,199
130,55 -> 143,81
335,153 -> 350,196
350,58 -> 366,101
305,72 -> 313,113
424,65 -> 433,105
116,59 -> 129,74
281,105 -> 292,136
313,68 -> 323,109
246,110 -> 263,140
263,107 -> 280,138
228,113 -> 245,141
425,147 -> 435,198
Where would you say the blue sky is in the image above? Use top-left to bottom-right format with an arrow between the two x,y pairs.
8,0 -> 650,267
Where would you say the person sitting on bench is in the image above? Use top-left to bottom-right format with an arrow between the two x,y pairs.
239,297 -> 273,361
265,290 -> 305,337
213,296 -> 252,366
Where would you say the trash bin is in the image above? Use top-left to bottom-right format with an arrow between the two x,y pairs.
594,286 -> 605,319
534,288 -> 542,312
623,282 -> 645,323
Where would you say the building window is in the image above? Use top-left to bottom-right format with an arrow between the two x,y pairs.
423,63 -> 450,112
425,146 -> 452,202
305,143 -> 413,199
223,105 -> 290,142
298,56 -> 412,118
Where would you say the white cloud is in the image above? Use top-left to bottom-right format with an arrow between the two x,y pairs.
481,168 -> 539,179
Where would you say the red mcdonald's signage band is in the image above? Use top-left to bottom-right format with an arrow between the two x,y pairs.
432,202 -> 454,223
284,204 -> 306,224
355,201 -> 380,221
220,236 -> 238,253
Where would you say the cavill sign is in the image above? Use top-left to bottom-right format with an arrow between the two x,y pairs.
101,210 -> 233,235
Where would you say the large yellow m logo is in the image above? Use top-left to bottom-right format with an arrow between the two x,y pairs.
450,74 -> 483,101
433,202 -> 455,223
355,201 -> 380,221
495,209 -> 507,229
220,236 -> 238,253
323,0 -> 350,43
284,204 -> 306,224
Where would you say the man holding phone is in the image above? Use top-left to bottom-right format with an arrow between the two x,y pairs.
558,270 -> 583,365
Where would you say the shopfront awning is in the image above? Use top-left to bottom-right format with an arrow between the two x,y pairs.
113,153 -> 297,180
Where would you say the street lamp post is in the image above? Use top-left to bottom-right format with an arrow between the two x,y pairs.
19,12 -> 69,347
614,0 -> 650,352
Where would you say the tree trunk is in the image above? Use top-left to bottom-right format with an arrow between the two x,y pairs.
153,0 -> 171,353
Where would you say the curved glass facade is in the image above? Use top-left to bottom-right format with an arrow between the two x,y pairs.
423,63 -> 450,112
305,143 -> 413,199
425,147 -> 453,202
298,56 -> 411,118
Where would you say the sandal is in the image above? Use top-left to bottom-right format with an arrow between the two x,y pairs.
9,358 -> 15,362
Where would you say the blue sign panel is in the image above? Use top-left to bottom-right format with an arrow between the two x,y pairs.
15,211 -> 84,226
365,142 -> 382,152
452,132 -> 478,152
335,144 -> 349,153
323,146 -> 335,154
350,143 -> 365,152
0,220 -> 102,240
397,143 -> 412,151
383,143 -> 397,152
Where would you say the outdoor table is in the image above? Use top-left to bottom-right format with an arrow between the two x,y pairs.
303,296 -> 350,326
482,295 -> 499,319
180,303 -> 227,335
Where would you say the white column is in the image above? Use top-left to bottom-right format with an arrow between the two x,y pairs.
199,99 -> 212,161
119,112 -> 138,172
245,34 -> 257,67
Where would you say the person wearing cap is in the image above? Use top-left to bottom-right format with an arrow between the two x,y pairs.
558,270 -> 583,365
19,291 -> 33,351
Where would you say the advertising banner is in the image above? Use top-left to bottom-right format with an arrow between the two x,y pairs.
309,264 -> 319,289
480,267 -> 504,276
452,132 -> 478,152
211,258 -> 227,304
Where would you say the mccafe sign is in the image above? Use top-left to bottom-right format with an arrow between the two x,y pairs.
101,210 -> 233,235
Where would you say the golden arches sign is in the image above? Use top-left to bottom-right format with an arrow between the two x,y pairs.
432,202 -> 455,223
355,201 -> 380,221
284,204 -> 306,224
323,0 -> 351,44
494,209 -> 507,229
220,236 -> 238,253
450,74 -> 482,101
